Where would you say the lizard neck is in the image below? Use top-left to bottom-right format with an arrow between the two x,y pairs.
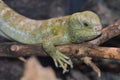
68,16 -> 81,43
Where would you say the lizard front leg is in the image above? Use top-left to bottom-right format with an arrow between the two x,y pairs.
43,35 -> 73,73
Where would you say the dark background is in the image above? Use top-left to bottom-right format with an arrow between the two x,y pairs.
0,0 -> 120,80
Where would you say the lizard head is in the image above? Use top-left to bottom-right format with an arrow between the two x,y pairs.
69,11 -> 102,43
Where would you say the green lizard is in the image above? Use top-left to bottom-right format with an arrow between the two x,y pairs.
0,0 -> 102,73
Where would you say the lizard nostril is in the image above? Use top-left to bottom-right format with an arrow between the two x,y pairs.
94,27 -> 99,31
94,26 -> 102,31
94,27 -> 97,30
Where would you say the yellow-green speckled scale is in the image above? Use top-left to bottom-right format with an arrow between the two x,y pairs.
0,0 -> 102,73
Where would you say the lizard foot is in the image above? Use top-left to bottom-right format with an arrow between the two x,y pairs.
51,51 -> 73,73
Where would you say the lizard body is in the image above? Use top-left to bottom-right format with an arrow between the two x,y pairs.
0,0 -> 102,73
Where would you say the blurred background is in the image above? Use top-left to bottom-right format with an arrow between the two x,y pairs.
0,0 -> 120,80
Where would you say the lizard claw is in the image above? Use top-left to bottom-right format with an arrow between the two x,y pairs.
52,51 -> 73,73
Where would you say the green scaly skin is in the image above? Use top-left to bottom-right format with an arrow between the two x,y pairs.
0,0 -> 102,73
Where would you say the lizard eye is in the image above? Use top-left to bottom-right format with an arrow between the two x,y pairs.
83,22 -> 89,26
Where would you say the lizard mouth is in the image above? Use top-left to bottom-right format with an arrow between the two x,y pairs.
92,32 -> 102,40
78,31 -> 102,43
96,31 -> 102,36
84,31 -> 102,42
